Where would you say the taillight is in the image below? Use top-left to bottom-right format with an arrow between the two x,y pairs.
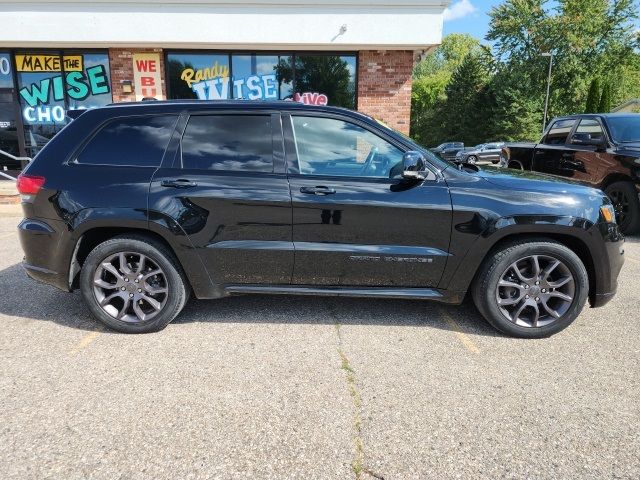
16,174 -> 45,196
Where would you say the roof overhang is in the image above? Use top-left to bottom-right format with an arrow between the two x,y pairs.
0,0 -> 447,50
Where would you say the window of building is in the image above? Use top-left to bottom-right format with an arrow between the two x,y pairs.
181,115 -> 273,172
294,55 -> 356,109
231,54 -> 293,100
76,115 -> 177,167
543,119 -> 576,145
0,52 -> 20,163
166,51 -> 357,108
15,51 -> 113,157
166,53 -> 230,100
0,52 -> 12,89
291,116 -> 403,178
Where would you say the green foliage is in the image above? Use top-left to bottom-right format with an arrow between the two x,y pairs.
413,33 -> 481,78
598,81 -> 613,112
438,52 -> 495,145
410,1 -> 640,145
411,34 -> 482,145
585,79 -> 601,113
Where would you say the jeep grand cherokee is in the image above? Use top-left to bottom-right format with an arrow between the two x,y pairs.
17,101 -> 625,338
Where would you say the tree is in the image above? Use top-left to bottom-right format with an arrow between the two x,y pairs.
598,81 -> 613,112
411,34 -> 481,145
413,33 -> 481,78
486,0 -> 639,135
438,52 -> 495,145
584,78 -> 601,113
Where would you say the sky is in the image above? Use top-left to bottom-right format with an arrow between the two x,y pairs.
442,0 -> 499,41
442,0 -> 640,41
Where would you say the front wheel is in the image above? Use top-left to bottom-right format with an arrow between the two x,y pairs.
472,240 -> 589,338
467,155 -> 477,164
80,235 -> 189,333
605,181 -> 640,234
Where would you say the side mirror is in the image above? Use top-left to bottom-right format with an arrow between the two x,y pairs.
401,151 -> 426,180
572,132 -> 605,148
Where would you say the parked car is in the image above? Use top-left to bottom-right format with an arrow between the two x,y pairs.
455,142 -> 505,165
17,101 -> 624,338
500,113 -> 640,234
430,141 -> 464,161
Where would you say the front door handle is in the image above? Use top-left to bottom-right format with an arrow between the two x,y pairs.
300,186 -> 336,195
161,179 -> 198,188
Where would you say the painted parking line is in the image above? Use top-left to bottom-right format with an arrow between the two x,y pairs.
439,308 -> 480,354
69,330 -> 102,355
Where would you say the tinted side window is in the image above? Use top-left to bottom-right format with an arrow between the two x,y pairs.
572,119 -> 605,143
77,115 -> 177,167
181,115 -> 273,172
291,116 -> 404,178
543,119 -> 576,145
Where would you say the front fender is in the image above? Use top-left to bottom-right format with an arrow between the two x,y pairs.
439,214 -> 597,293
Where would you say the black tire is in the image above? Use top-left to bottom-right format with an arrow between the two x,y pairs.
80,235 -> 189,333
472,240 -> 589,338
604,181 -> 640,235
467,155 -> 477,164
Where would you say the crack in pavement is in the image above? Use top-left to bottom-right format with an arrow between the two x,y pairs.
333,318 -> 385,480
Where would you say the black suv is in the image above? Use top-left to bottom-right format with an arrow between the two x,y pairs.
17,101 -> 624,338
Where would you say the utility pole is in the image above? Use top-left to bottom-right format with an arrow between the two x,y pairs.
541,52 -> 554,134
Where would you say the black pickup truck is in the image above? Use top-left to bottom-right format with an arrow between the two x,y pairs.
501,113 -> 640,234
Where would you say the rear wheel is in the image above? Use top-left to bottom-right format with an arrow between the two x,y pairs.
472,240 -> 589,338
605,181 -> 640,234
80,235 -> 189,333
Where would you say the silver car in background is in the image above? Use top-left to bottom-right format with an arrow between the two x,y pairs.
455,142 -> 505,165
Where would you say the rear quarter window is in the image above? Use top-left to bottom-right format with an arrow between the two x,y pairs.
76,115 -> 178,167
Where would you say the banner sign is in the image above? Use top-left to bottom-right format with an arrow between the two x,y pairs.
18,53 -> 111,124
177,62 -> 328,104
133,53 -> 163,101
15,54 -> 83,72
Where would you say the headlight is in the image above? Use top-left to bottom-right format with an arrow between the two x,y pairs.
600,204 -> 616,224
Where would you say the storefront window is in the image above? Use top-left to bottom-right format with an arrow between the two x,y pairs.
0,53 -> 12,88
166,53 -> 230,100
231,54 -> 293,100
0,52 -> 20,162
294,55 -> 356,109
166,52 -> 356,108
15,51 -> 112,157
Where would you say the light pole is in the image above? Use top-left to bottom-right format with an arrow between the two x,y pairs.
541,52 -> 554,134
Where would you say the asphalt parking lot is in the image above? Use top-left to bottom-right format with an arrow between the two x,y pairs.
0,206 -> 638,479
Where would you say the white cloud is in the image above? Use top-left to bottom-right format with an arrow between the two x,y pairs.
443,0 -> 477,22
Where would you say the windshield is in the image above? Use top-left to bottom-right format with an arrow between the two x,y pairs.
607,115 -> 640,143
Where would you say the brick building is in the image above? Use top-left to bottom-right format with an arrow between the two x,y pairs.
0,0 -> 446,160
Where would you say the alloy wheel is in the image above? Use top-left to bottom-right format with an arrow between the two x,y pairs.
608,189 -> 629,226
495,255 -> 575,328
92,252 -> 169,323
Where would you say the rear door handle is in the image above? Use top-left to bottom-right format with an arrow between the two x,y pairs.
161,179 -> 198,188
300,186 -> 336,195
